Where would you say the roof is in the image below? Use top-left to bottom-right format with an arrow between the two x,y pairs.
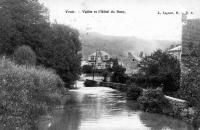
89,50 -> 110,57
168,45 -> 182,52
127,52 -> 142,61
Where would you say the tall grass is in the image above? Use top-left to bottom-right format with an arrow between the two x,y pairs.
0,57 -> 66,129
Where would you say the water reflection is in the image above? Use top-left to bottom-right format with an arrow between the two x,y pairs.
39,82 -> 196,130
139,112 -> 194,130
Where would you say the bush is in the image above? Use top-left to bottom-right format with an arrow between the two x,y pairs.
137,88 -> 172,113
13,45 -> 36,66
84,79 -> 97,87
127,84 -> 143,100
82,65 -> 93,74
0,57 -> 66,129
130,74 -> 162,89
192,110 -> 200,128
110,59 -> 127,84
178,56 -> 200,127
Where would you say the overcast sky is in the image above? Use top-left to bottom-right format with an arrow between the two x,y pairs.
39,0 -> 200,40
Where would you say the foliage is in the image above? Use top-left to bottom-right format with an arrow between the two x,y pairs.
102,69 -> 110,82
38,24 -> 82,87
138,50 -> 181,93
179,49 -> 200,127
13,45 -> 36,66
192,110 -> 200,128
137,88 -> 172,113
127,84 -> 143,100
0,0 -> 49,55
84,79 -> 97,87
0,0 -> 82,88
111,59 -> 127,83
82,65 -> 93,74
178,67 -> 200,107
0,58 -> 66,129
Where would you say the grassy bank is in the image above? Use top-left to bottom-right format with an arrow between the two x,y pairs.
0,58 -> 66,129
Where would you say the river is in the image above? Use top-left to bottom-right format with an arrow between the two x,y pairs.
38,81 -> 196,130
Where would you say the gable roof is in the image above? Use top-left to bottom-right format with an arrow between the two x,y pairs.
89,50 -> 110,57
168,45 -> 182,52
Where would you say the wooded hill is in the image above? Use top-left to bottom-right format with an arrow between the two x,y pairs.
81,32 -> 179,59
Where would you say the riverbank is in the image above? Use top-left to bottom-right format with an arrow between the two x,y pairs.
99,81 -> 198,128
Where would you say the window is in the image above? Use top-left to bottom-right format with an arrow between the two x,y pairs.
106,64 -> 110,68
91,55 -> 94,61
105,55 -> 108,60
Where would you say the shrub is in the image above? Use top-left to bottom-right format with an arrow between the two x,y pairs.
82,65 -> 93,74
137,88 -> 172,113
84,79 -> 97,87
127,84 -> 143,100
192,110 -> 200,128
0,57 -> 66,129
13,45 -> 36,66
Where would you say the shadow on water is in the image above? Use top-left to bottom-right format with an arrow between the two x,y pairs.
138,112 -> 195,130
47,93 -> 82,130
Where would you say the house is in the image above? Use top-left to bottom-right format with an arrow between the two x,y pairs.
122,52 -> 141,75
168,45 -> 182,61
81,60 -> 89,66
87,50 -> 111,69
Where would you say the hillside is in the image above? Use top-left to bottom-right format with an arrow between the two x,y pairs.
80,32 -> 179,59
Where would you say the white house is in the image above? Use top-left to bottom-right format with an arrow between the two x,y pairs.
88,50 -> 111,69
168,45 -> 182,61
122,52 -> 141,75
81,60 -> 89,66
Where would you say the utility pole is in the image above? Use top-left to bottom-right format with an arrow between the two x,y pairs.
92,49 -> 98,80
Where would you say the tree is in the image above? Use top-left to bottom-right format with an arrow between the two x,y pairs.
82,65 -> 93,74
38,24 -> 82,87
139,50 -> 181,93
0,0 -> 50,55
0,0 -> 82,88
102,69 -> 110,82
111,63 -> 126,83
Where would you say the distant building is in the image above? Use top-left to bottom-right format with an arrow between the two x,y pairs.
182,18 -> 200,55
122,52 -> 141,75
168,45 -> 182,61
88,50 -> 111,69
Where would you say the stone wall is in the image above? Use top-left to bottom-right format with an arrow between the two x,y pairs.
165,95 -> 187,112
100,82 -> 128,92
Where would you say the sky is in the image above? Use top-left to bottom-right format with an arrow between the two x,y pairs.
39,0 -> 200,41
